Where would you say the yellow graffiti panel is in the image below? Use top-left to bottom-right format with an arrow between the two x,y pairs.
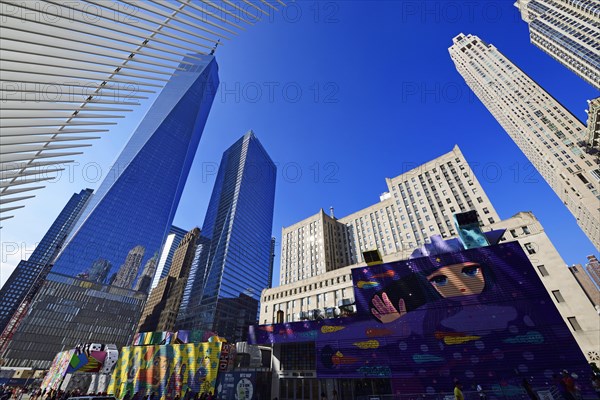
107,342 -> 222,400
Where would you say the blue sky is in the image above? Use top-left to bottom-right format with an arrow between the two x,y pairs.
2,1 -> 598,287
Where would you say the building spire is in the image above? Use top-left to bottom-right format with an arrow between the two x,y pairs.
210,39 -> 221,55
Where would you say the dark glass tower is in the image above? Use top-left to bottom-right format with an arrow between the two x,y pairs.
0,189 -> 93,337
176,132 -> 276,341
1,55 -> 219,368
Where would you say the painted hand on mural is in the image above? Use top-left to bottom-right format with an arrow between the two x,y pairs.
370,292 -> 407,323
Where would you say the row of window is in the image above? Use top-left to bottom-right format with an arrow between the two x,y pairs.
535,262 -> 583,332
265,274 -> 351,302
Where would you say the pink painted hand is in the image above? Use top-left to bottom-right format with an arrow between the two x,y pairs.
370,292 -> 407,323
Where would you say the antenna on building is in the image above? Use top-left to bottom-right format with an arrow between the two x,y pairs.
329,206 -> 335,219
210,39 -> 221,55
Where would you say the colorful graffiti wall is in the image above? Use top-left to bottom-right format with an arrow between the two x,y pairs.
107,342 -> 222,399
68,344 -> 119,374
41,344 -> 119,391
41,350 -> 75,390
250,242 -> 593,396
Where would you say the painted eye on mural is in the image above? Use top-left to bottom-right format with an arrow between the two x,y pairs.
429,275 -> 448,286
462,265 -> 480,277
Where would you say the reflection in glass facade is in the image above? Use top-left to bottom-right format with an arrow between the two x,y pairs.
137,228 -> 200,333
1,55 -> 219,368
151,225 -> 189,290
0,189 -> 93,336
111,245 -> 146,288
176,132 -> 276,341
134,252 -> 160,294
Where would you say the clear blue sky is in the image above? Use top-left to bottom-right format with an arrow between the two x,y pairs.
2,1 -> 598,288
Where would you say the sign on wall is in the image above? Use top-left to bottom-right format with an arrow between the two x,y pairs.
216,372 -> 257,400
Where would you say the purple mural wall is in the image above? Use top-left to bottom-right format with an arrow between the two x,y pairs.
250,242 -> 594,397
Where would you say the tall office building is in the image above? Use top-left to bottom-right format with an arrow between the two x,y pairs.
176,132 -> 276,341
262,149 -> 600,361
138,228 -> 200,333
280,210 -> 353,286
151,225 -> 189,289
587,97 -> 600,153
449,34 -> 600,251
586,254 -> 600,289
1,55 -> 219,368
514,0 -> 600,90
263,212 -> 600,362
280,146 -> 499,285
0,189 -> 93,340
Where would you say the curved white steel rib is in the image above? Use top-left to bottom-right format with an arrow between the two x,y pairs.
0,0 -> 286,222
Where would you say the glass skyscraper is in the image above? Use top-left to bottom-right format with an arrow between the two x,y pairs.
176,132 -> 276,341
0,189 -> 93,340
1,55 -> 219,368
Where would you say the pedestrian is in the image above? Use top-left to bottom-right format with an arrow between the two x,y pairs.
562,371 -> 577,400
554,373 -> 572,400
332,389 -> 339,400
321,392 -> 328,400
454,382 -> 464,400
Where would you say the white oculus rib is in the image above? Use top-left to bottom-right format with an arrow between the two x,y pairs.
0,0 -> 286,222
